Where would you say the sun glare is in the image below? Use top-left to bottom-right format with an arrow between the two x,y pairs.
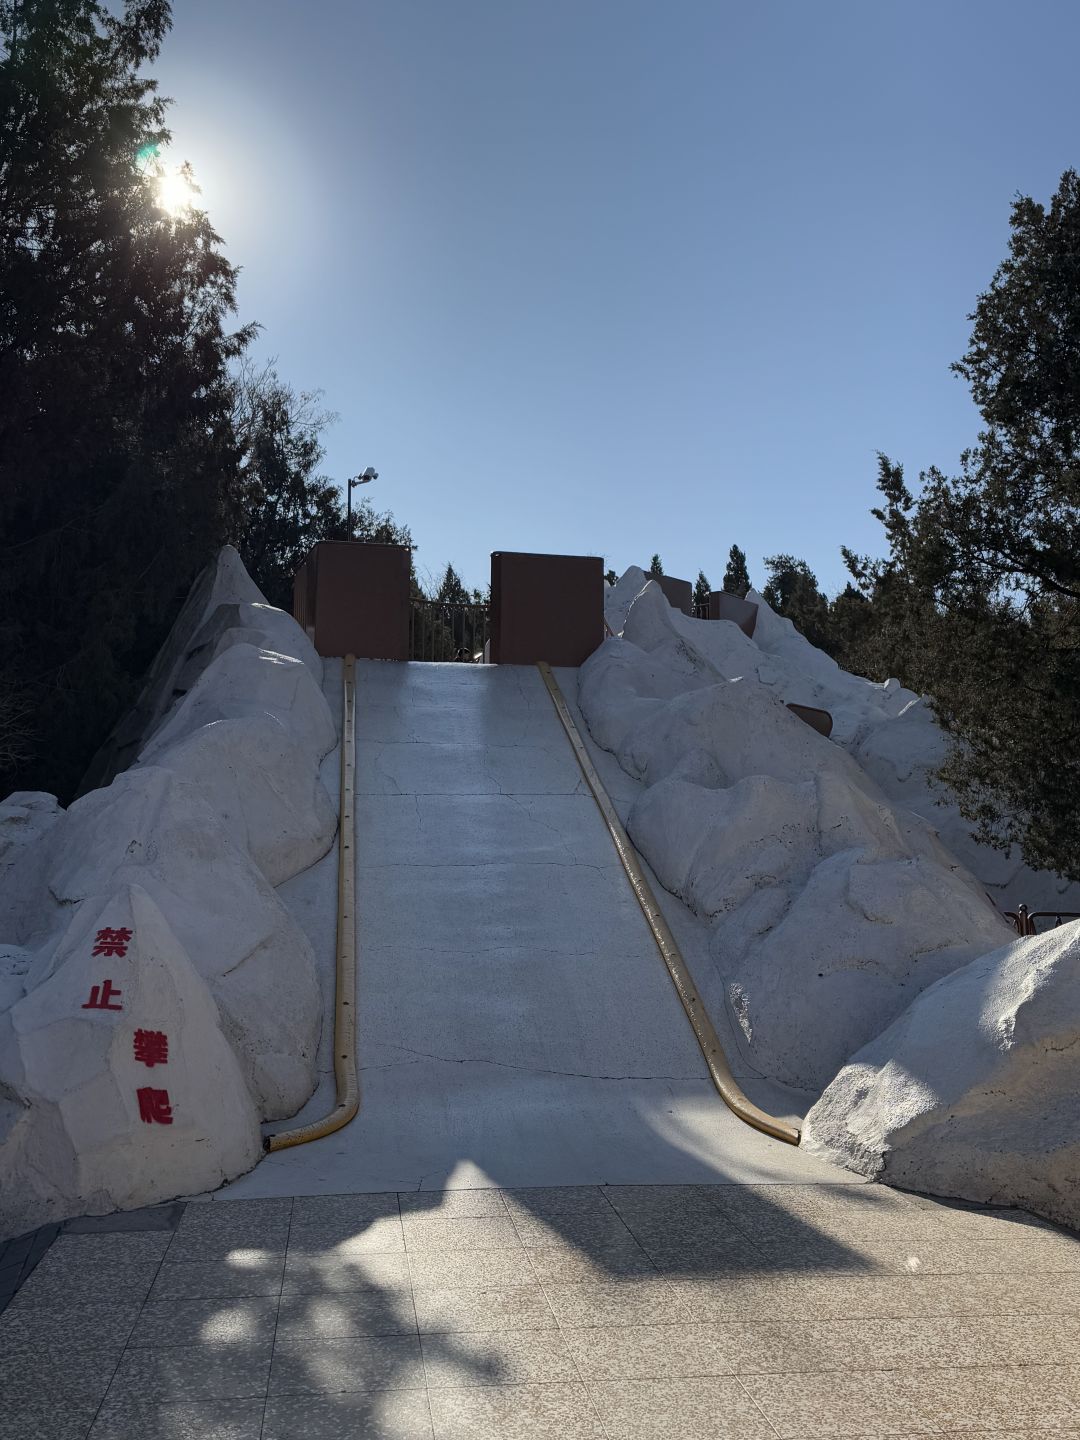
155,166 -> 198,217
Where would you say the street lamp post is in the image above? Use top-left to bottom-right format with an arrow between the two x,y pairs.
346,466 -> 379,539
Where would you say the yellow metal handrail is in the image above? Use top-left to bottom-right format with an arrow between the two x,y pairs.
266,654 -> 360,1152
537,661 -> 800,1147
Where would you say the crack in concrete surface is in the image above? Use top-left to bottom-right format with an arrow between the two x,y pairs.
361,1043 -> 703,1083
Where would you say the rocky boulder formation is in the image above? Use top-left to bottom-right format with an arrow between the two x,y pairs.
0,548 -> 337,1238
802,921 -> 1080,1230
603,572 -> 1080,917
0,885 -> 262,1239
583,579 -> 1011,1089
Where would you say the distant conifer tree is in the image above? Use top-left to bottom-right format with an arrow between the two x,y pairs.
722,545 -> 751,597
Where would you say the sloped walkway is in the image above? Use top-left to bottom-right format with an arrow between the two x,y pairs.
4,1182 -> 1080,1438
223,661 -> 837,1198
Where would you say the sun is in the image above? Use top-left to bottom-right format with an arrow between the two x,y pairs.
155,165 -> 198,217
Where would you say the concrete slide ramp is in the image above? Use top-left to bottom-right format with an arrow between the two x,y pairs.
222,662 -> 846,1197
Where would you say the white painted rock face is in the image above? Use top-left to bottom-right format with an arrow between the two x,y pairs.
609,576 -> 1079,915
141,642 -> 335,766
8,766 -> 322,1121
0,793 -> 63,934
744,588 -> 1080,915
0,943 -> 32,1011
0,885 -> 262,1239
579,582 -> 1013,1089
604,565 -> 652,637
802,922 -> 1080,1229
145,714 -> 337,888
0,549 -> 338,1236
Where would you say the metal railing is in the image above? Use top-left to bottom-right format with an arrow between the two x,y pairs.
692,602 -> 710,620
1004,904 -> 1080,937
409,601 -> 490,662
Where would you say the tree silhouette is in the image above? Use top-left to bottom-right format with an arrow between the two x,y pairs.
0,0 -> 254,799
722,545 -> 751,597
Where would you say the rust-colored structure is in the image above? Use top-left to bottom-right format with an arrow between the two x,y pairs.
655,574 -> 693,616
489,551 -> 604,666
293,541 -> 411,660
786,702 -> 834,738
708,590 -> 758,639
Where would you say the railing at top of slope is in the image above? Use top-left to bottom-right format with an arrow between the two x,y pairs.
409,600 -> 490,663
1005,904 -> 1080,937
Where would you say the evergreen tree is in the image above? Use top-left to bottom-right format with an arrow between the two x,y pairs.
604,568 -> 617,587
0,0 -> 253,799
649,554 -> 664,576
841,171 -> 1080,878
722,545 -> 751,597
226,361 -> 343,609
693,570 -> 711,608
434,563 -> 470,606
761,555 -> 832,651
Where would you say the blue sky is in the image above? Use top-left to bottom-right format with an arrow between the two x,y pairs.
156,1 -> 1080,597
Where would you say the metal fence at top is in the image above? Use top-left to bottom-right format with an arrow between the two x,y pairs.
1004,904 -> 1080,937
409,601 -> 490,662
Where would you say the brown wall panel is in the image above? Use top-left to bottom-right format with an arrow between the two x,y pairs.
655,574 -> 693,615
490,551 -> 604,666
298,541 -> 411,659
708,590 -> 759,638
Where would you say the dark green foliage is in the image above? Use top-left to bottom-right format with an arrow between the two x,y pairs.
0,0 -> 253,800
722,545 -> 751,597
693,570 -> 711,608
761,555 -> 832,651
225,361 -> 344,610
225,361 -> 416,611
837,170 -> 1080,881
648,554 -> 663,576
604,568 -> 617,587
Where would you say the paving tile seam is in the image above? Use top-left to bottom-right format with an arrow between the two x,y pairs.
726,1372 -> 789,1440
256,1196 -> 294,1440
84,1211 -> 190,1440
505,1185 -> 679,1440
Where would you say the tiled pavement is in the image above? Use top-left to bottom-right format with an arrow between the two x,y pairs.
3,1184 -> 1080,1440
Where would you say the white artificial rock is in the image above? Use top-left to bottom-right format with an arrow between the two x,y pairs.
0,793 -> 64,941
578,581 -> 1012,1089
201,543 -> 270,613
0,885 -> 262,1238
604,565 -> 652,637
602,573 -> 1080,912
5,766 -> 322,1120
79,546 -> 325,795
0,549 -> 339,1233
144,714 -> 337,888
0,943 -> 31,1012
183,600 -> 323,688
140,642 -> 335,766
0,792 -> 63,862
802,922 -> 1080,1229
745,586 -> 1080,914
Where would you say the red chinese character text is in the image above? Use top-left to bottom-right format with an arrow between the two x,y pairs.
133,1029 -> 169,1067
81,979 -> 123,1011
93,927 -> 133,957
136,1087 -> 173,1125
